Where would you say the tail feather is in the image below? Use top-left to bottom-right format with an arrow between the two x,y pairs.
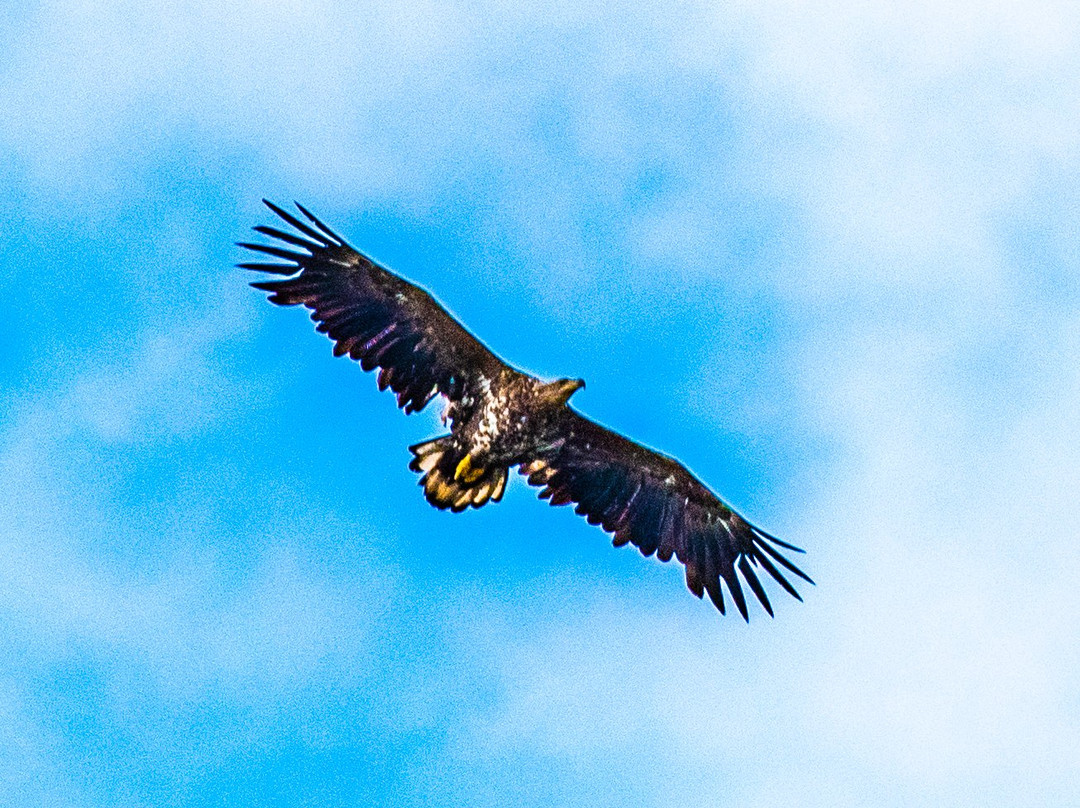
408,437 -> 508,512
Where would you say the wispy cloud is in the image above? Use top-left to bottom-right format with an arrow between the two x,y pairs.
2,0 -> 1079,805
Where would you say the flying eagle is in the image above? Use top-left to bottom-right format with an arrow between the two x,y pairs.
240,201 -> 812,620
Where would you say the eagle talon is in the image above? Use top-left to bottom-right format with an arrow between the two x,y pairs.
455,454 -> 485,484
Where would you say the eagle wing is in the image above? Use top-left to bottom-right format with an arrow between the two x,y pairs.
240,201 -> 505,414
521,411 -> 812,620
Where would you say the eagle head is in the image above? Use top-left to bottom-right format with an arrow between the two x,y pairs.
542,377 -> 586,406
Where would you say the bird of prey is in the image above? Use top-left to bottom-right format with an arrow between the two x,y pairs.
240,200 -> 812,620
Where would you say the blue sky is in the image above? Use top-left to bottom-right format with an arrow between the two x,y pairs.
2,0 -> 1079,805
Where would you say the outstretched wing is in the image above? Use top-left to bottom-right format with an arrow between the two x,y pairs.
521,411 -> 812,620
240,200 -> 505,414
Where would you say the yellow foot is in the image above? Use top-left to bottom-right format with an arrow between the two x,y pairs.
454,454 -> 485,484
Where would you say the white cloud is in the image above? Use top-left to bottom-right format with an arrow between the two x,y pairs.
362,2 -> 1080,805
3,0 -> 1080,804
0,282 -> 396,705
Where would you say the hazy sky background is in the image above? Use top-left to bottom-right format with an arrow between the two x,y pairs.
2,1 -> 1079,805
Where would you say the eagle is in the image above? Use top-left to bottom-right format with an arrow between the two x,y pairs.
240,200 -> 812,620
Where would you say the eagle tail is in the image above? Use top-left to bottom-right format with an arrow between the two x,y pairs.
408,437 -> 508,512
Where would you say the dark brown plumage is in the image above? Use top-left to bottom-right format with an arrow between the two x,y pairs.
241,200 -> 812,620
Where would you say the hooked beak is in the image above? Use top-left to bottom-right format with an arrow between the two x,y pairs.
549,377 -> 585,405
